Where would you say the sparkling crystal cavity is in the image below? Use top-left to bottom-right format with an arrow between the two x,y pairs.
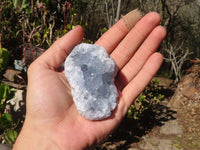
64,43 -> 118,120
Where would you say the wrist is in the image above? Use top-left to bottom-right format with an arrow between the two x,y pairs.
13,119 -> 60,150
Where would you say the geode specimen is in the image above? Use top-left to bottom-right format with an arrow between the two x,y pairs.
64,43 -> 118,120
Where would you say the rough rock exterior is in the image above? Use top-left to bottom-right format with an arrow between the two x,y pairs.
168,64 -> 200,108
64,43 -> 118,120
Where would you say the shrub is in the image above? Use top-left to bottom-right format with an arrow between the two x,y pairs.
127,79 -> 165,120
0,48 -> 10,73
0,83 -> 17,146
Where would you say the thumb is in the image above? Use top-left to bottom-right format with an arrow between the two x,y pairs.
35,25 -> 84,70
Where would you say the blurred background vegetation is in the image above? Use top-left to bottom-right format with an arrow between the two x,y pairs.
0,0 -> 199,147
0,0 -> 199,81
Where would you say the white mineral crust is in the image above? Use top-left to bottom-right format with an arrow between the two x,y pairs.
64,43 -> 118,120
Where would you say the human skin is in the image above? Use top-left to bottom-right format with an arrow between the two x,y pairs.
13,10 -> 166,150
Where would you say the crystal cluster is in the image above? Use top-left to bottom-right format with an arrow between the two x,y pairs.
64,43 -> 118,120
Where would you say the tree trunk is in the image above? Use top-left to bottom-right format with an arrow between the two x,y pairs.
115,0 -> 121,23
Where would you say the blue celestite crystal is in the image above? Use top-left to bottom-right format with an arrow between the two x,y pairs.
64,43 -> 118,120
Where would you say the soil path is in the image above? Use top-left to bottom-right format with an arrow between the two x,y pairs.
96,77 -> 200,150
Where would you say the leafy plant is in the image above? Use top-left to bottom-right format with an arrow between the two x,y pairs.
12,0 -> 27,10
127,79 -> 165,120
0,113 -> 18,145
3,129 -> 18,145
0,83 -> 12,112
0,83 -> 17,146
0,48 -> 10,73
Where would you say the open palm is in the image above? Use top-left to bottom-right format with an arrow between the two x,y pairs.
14,11 -> 166,150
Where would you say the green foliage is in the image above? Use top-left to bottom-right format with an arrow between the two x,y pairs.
0,83 -> 17,145
100,27 -> 108,35
0,48 -> 10,72
127,79 -> 165,120
12,0 -> 27,10
0,0 -> 20,50
0,113 -> 18,145
0,83 -> 13,115
3,129 -> 18,145
0,113 -> 12,130
0,0 -> 89,51
12,0 -> 18,9
0,83 -> 11,108
41,0 -> 50,5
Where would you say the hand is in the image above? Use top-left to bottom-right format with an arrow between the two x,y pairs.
13,10 -> 166,150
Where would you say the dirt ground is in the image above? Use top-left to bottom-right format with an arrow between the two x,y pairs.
2,71 -> 200,150
95,77 -> 200,150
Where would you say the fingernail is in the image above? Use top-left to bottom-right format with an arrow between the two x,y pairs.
122,9 -> 142,30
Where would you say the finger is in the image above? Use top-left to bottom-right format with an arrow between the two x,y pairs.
121,52 -> 163,109
35,25 -> 84,69
95,9 -> 142,53
110,12 -> 161,69
116,26 -> 166,90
